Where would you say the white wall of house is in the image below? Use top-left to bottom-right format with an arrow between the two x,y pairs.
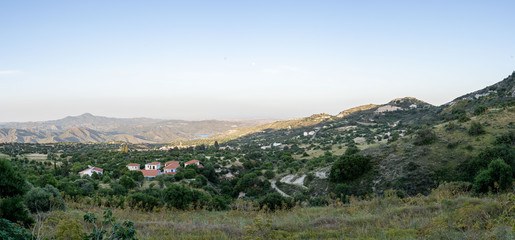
127,165 -> 139,171
145,163 -> 161,170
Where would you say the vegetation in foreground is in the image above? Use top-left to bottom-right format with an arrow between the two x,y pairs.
5,183 -> 514,240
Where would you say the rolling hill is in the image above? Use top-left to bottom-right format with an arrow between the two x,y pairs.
0,114 -> 271,143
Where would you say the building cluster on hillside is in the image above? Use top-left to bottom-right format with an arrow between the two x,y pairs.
125,159 -> 202,179
78,160 -> 202,179
158,144 -> 196,151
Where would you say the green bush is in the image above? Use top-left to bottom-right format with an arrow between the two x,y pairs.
413,128 -> 437,145
495,131 -> 515,145
468,121 -> 485,136
0,196 -> 34,227
163,184 -> 210,210
473,159 -> 513,193
0,159 -> 29,197
333,184 -> 351,202
0,218 -> 31,240
258,192 -> 293,211
119,176 -> 136,190
25,185 -> 65,213
264,170 -> 275,180
329,154 -> 372,183
128,192 -> 160,210
474,105 -> 488,116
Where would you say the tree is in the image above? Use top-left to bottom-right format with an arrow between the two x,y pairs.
329,154 -> 372,183
119,176 -> 136,190
473,159 -> 512,193
413,128 -> 437,145
25,185 -> 65,213
258,192 -> 293,211
0,196 -> 34,227
214,141 -> 220,150
0,158 -> 29,197
124,170 -> 144,182
344,146 -> 360,156
264,170 -> 275,180
0,159 -> 33,227
468,121 -> 485,136
0,218 -> 32,240
163,184 -> 209,210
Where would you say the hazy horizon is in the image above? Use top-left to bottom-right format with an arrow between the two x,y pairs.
2,1 -> 515,122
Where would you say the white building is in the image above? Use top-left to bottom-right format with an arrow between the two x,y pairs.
126,163 -> 140,171
79,165 -> 103,177
145,162 -> 161,170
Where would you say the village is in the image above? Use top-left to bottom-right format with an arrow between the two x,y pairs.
78,159 -> 203,179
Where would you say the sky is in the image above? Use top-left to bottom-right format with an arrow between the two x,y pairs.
1,1 -> 515,122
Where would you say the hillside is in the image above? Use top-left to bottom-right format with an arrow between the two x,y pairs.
0,72 -> 514,240
0,114 -> 269,143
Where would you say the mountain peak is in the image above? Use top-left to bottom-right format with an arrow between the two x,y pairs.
337,104 -> 378,118
388,97 -> 428,105
77,113 -> 95,118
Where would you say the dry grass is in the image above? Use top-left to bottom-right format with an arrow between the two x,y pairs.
35,184 -> 515,239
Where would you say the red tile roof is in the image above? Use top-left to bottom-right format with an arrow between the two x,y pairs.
147,162 -> 160,165
139,170 -> 160,177
126,163 -> 140,167
165,161 -> 179,167
80,167 -> 103,173
185,160 -> 200,165
163,162 -> 180,169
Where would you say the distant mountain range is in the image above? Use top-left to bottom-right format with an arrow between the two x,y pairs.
2,71 -> 513,144
192,71 -> 515,145
0,114 -> 273,143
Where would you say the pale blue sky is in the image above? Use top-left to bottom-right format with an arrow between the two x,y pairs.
1,1 -> 514,122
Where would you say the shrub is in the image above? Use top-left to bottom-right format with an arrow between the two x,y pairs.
163,184 -> 210,210
128,192 -> 160,211
333,184 -> 351,202
0,218 -> 31,240
468,121 -> 485,136
413,128 -> 437,145
495,131 -> 515,145
83,209 -> 137,240
329,154 -> 372,183
344,146 -> 360,156
473,159 -> 513,193
0,159 -> 29,197
264,170 -> 275,180
0,196 -> 34,227
55,218 -> 83,240
474,105 -> 488,116
25,185 -> 65,213
119,176 -> 136,190
258,192 -> 293,211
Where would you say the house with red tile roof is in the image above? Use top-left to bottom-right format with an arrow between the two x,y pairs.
139,169 -> 161,179
163,161 -> 180,174
145,162 -> 161,170
79,165 -> 103,177
184,160 -> 203,168
126,163 -> 140,171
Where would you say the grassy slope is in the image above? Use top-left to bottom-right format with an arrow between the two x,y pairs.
36,184 -> 514,239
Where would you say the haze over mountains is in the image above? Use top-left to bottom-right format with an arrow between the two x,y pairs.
1,71 -> 514,144
0,114 -> 272,143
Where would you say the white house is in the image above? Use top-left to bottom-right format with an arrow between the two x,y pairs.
184,159 -> 202,168
79,165 -> 103,177
139,170 -> 161,179
126,163 -> 140,171
163,161 -> 180,174
145,162 -> 161,170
